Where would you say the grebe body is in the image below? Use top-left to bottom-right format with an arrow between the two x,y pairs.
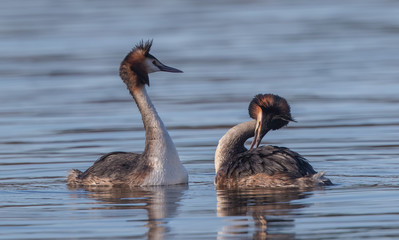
68,40 -> 188,187
214,94 -> 331,188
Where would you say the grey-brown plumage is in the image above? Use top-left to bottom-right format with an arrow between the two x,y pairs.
67,40 -> 188,187
214,94 -> 332,189
68,152 -> 151,186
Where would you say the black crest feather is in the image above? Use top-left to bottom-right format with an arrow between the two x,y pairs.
248,94 -> 294,122
134,39 -> 153,56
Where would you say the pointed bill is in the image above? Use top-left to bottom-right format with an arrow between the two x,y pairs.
157,61 -> 183,73
250,111 -> 264,150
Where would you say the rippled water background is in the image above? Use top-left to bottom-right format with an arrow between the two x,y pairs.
1,0 -> 399,239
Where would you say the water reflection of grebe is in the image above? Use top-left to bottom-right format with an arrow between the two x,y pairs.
215,94 -> 332,188
67,40 -> 188,187
69,185 -> 187,240
216,188 -> 312,239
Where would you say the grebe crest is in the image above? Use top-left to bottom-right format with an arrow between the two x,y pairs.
248,94 -> 295,149
120,40 -> 182,88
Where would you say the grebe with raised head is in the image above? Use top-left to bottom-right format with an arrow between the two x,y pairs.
68,40 -> 188,187
214,94 -> 331,188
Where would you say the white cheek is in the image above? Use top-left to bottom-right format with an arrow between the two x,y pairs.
145,58 -> 160,73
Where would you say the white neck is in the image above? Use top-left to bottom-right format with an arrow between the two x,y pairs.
214,120 -> 256,173
132,86 -> 188,185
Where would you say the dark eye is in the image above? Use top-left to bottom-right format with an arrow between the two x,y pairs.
152,60 -> 156,65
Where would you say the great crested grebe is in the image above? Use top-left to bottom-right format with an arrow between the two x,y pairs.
214,94 -> 331,188
67,40 -> 188,187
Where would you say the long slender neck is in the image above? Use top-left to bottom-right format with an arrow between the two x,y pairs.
130,86 -> 175,158
214,120 -> 256,172
119,61 -> 187,185
130,85 -> 187,185
120,61 -> 177,164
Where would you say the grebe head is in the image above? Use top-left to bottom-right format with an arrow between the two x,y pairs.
248,94 -> 295,149
120,40 -> 183,87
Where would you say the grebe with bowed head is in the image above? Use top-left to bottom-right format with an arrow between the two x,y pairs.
214,94 -> 332,188
68,40 -> 188,187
